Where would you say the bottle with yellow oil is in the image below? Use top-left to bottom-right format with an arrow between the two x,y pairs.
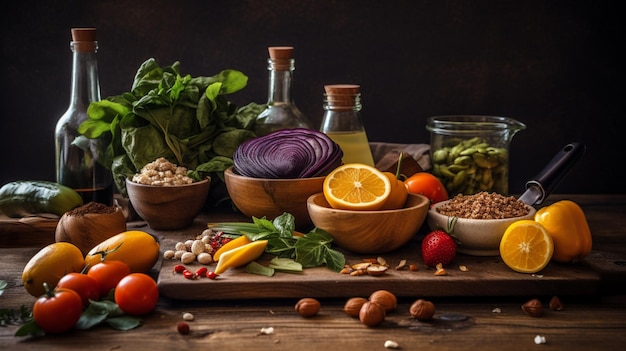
319,84 -> 375,166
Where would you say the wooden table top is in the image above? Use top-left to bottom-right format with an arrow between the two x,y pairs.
2,194 -> 626,350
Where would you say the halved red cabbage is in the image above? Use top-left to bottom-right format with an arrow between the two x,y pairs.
233,128 -> 343,178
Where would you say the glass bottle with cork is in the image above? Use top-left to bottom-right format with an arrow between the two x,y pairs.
254,46 -> 313,136
54,28 -> 113,206
319,84 -> 375,166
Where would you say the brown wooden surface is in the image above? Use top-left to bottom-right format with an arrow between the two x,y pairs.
2,194 -> 626,350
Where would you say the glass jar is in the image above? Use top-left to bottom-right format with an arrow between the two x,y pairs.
319,84 -> 375,166
55,28 -> 113,205
254,46 -> 313,136
426,115 -> 526,197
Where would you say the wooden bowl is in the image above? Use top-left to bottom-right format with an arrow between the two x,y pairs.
224,167 -> 324,229
126,178 -> 210,230
427,201 -> 536,256
307,192 -> 430,254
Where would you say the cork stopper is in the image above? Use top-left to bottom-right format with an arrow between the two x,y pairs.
71,28 -> 97,52
268,46 -> 294,71
324,84 -> 361,108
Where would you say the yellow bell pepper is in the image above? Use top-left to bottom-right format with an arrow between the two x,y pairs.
534,200 -> 592,263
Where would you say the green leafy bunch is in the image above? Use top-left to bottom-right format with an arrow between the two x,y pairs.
78,58 -> 265,198
210,213 -> 346,272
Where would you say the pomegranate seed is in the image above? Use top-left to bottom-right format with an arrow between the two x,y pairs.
173,264 -> 186,273
177,322 -> 190,335
195,267 -> 208,277
183,270 -> 196,280
205,271 -> 218,280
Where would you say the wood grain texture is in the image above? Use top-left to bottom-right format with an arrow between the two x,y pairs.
2,195 -> 626,350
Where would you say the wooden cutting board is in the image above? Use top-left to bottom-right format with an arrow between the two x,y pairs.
157,231 -> 618,301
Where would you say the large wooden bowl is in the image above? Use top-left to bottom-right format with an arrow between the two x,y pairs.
126,178 -> 210,230
307,192 -> 430,254
224,167 -> 325,229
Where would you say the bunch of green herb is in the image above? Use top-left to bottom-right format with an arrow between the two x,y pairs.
78,58 -> 265,200
209,213 -> 346,272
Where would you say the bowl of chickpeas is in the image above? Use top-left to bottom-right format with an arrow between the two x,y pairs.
126,157 -> 211,230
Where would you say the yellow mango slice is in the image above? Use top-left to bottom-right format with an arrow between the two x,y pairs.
212,235 -> 252,262
214,240 -> 268,274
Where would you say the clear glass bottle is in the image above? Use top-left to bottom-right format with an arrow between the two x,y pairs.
254,46 -> 313,136
319,84 -> 375,166
55,28 -> 113,206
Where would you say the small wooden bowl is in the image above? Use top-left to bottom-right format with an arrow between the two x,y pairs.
224,167 -> 324,229
126,178 -> 210,230
427,201 -> 537,256
307,192 -> 430,254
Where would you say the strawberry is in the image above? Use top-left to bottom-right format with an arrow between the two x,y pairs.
421,218 -> 458,267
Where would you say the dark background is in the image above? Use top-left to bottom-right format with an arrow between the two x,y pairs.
1,0 -> 622,194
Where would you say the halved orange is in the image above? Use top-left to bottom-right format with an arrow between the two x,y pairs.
499,220 -> 554,273
323,163 -> 391,211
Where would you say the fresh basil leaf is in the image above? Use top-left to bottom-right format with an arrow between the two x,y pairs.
273,213 -> 296,237
269,257 -> 303,273
104,316 -> 142,331
252,217 -> 276,232
246,261 -> 275,277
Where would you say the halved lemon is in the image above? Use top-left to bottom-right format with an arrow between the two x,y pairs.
323,163 -> 391,211
499,220 -> 554,273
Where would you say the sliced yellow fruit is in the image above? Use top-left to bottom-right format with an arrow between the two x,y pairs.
214,240 -> 268,274
499,220 -> 554,273
212,235 -> 252,262
323,163 -> 391,210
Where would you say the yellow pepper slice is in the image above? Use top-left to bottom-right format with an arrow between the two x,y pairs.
534,200 -> 592,263
214,240 -> 268,274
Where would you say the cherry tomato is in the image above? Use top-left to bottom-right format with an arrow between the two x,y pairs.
56,272 -> 101,307
87,260 -> 131,298
33,283 -> 83,333
114,273 -> 159,315
404,172 -> 449,204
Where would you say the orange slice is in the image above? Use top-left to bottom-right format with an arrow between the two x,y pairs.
214,240 -> 268,274
499,220 -> 554,273
323,163 -> 391,211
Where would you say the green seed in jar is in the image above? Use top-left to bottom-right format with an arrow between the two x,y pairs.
472,153 -> 500,169
433,149 -> 449,163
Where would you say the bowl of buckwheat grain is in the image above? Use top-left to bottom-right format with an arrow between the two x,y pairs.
126,157 -> 211,230
427,192 -> 536,256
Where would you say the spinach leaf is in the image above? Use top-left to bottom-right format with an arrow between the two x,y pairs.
78,58 -> 265,199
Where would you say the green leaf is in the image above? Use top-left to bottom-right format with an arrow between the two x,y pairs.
252,217 -> 277,232
273,213 -> 296,237
245,261 -> 275,277
104,316 -> 142,331
14,320 -> 44,337
269,257 -> 303,273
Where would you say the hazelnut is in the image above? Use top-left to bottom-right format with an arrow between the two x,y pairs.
409,299 -> 436,321
549,296 -> 564,311
295,298 -> 321,317
344,297 -> 368,318
521,298 -> 543,317
359,301 -> 386,327
369,290 -> 397,312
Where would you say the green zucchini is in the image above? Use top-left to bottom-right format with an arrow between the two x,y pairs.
0,181 -> 84,218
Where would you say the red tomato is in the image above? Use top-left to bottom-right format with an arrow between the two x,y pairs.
114,273 -> 159,315
56,272 -> 101,307
404,172 -> 449,204
87,260 -> 131,298
33,283 -> 83,333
